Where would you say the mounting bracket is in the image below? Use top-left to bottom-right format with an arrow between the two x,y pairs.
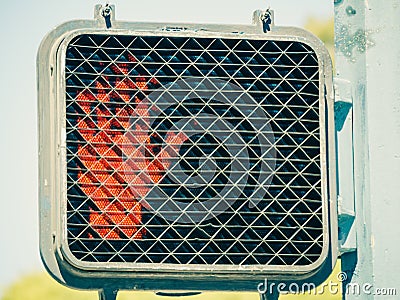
334,78 -> 357,254
99,289 -> 118,300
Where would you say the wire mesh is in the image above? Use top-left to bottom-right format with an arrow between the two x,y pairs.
65,34 -> 323,267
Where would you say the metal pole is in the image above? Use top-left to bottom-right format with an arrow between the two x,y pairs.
335,0 -> 400,299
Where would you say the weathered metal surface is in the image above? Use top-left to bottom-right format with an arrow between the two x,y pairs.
335,0 -> 400,298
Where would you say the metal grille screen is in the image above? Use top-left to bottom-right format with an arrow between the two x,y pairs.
65,34 -> 323,267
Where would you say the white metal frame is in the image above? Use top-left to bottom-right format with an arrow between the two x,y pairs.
37,5 -> 337,292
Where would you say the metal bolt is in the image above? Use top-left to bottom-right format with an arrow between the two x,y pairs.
346,6 -> 357,16
261,9 -> 272,33
101,4 -> 112,18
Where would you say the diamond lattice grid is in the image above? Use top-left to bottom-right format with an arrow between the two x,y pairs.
65,34 -> 323,267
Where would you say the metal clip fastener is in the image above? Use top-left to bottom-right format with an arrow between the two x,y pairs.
261,9 -> 272,32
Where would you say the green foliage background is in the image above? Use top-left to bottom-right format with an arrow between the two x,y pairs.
1,16 -> 335,300
305,16 -> 335,60
2,261 -> 341,300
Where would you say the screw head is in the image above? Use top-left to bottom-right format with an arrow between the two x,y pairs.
101,5 -> 112,18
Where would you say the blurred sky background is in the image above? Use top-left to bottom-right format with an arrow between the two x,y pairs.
0,0 -> 332,296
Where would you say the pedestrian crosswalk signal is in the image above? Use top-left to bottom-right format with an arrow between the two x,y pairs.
38,4 -> 337,296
